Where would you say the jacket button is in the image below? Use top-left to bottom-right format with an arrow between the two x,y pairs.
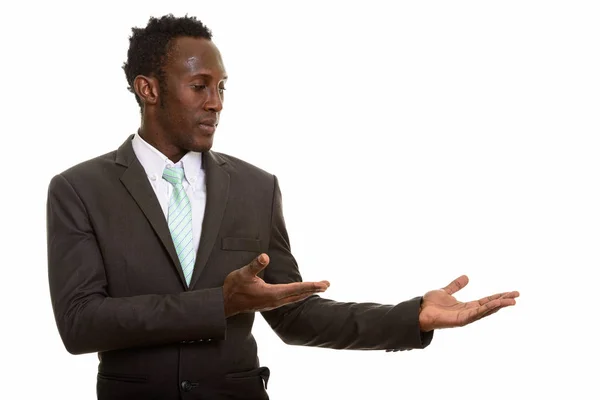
181,381 -> 192,392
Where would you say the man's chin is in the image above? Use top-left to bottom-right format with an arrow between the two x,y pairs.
189,135 -> 214,153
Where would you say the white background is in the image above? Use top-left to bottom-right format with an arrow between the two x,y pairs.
1,1 -> 598,399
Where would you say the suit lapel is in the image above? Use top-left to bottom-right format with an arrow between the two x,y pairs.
116,136 -> 188,287
189,151 -> 230,288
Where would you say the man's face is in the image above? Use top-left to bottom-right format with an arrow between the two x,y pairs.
155,37 -> 227,154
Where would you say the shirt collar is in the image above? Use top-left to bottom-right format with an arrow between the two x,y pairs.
131,132 -> 203,184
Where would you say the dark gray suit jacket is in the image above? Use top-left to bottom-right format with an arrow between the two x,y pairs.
46,135 -> 433,399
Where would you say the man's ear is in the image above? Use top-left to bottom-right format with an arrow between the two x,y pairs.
133,75 -> 160,106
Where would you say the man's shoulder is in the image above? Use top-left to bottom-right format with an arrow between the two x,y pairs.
52,146 -> 279,187
57,150 -> 118,180
211,151 -> 275,182
46,149 -> 121,197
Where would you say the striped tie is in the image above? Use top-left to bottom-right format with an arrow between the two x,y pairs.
162,166 -> 195,286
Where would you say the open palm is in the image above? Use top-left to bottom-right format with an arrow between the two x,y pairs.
418,275 -> 519,332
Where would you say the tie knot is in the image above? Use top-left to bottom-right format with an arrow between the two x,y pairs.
162,166 -> 185,186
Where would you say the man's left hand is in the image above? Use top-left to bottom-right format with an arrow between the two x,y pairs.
418,275 -> 519,332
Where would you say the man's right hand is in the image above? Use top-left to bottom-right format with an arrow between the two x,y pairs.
222,253 -> 330,317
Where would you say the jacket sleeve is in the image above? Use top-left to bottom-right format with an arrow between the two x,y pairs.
260,175 -> 433,351
47,173 -> 226,355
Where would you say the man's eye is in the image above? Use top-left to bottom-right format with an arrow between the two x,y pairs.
191,84 -> 207,90
219,87 -> 226,93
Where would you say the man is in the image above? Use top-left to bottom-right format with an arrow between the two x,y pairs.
46,14 -> 519,400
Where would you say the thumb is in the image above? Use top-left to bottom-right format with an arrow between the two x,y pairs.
246,253 -> 270,276
442,275 -> 469,295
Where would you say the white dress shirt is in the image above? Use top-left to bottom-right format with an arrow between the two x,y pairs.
131,133 -> 206,255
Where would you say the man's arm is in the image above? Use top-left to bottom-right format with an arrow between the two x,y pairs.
260,176 -> 433,351
47,173 -> 226,355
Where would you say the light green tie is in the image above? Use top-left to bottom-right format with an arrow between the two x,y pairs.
162,166 -> 195,286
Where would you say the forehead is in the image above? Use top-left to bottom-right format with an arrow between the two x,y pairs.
164,37 -> 226,78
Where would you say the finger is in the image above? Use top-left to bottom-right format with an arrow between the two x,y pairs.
482,307 -> 501,318
275,292 -> 318,308
245,253 -> 270,276
442,275 -> 469,295
258,291 -> 318,312
268,280 -> 330,299
476,291 -> 520,306
462,298 -> 517,325
469,304 -> 504,323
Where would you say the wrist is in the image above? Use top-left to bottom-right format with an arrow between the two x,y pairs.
222,286 -> 233,318
418,297 -> 430,332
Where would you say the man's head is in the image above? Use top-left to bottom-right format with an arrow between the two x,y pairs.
123,14 -> 227,160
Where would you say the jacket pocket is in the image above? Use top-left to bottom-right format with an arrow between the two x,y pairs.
97,371 -> 148,383
221,237 -> 261,252
226,366 -> 270,389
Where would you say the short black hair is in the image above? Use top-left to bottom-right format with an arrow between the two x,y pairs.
122,14 -> 213,108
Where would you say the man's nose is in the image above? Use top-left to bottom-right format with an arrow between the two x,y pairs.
203,87 -> 224,112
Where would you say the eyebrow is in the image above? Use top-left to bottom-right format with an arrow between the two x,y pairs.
190,73 -> 228,81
